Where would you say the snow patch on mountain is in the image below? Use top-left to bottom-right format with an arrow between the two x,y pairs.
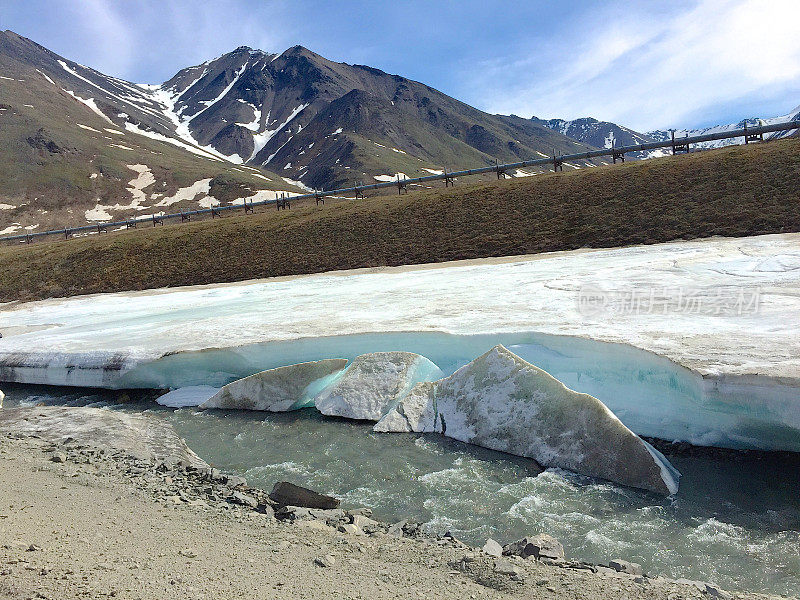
374,173 -> 410,182
123,121 -> 224,162
89,165 -> 147,220
84,164 -> 156,220
57,60 -> 164,122
36,69 -> 55,85
188,62 -> 248,122
127,164 -> 155,199
84,174 -> 214,217
281,177 -> 312,192
198,197 -> 219,209
61,88 -> 114,124
265,134 -> 296,165
235,103 -> 262,130
138,78 -> 244,163
153,179 -> 212,207
647,105 -> 800,150
229,188 -> 302,206
85,205 -> 112,221
0,224 -> 22,235
250,104 -> 308,161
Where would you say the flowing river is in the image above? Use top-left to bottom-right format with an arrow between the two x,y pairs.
3,383 -> 799,596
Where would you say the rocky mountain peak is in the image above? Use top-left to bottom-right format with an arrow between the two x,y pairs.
1,30 -> 600,205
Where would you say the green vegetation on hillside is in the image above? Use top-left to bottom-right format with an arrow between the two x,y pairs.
0,51 -> 301,232
1,138 -> 798,302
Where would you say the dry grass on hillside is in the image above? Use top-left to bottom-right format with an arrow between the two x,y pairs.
1,138 -> 799,302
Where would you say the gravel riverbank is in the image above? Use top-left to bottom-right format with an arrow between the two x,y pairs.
0,407 -> 791,600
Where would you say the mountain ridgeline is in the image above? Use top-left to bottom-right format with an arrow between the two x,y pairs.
528,109 -> 800,155
522,116 -> 669,159
153,44 -> 601,189
0,29 -> 601,231
1,28 -> 797,234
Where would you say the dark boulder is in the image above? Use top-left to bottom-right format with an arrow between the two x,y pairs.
503,534 -> 565,561
268,481 -> 340,509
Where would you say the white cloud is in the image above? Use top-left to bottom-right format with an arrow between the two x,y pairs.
73,0 -> 135,76
54,1 -> 292,85
133,0 -> 293,83
469,0 -> 800,131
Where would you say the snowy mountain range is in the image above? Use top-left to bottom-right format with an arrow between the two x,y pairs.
523,116 -> 669,159
1,30 -> 596,183
532,105 -> 800,156
143,43 -> 605,190
0,30 -> 602,231
1,27 -> 797,235
644,105 -> 800,149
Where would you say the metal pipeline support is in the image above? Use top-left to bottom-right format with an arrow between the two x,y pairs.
2,120 -> 798,244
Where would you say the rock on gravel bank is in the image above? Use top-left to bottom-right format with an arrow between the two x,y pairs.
0,406 -> 787,600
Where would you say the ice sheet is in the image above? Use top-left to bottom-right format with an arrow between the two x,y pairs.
1,233 -> 798,450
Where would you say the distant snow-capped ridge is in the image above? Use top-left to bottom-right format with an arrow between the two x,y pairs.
646,104 -> 800,150
529,116 -> 669,160
535,103 -> 800,158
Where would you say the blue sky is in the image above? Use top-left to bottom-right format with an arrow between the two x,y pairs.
2,0 -> 799,131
